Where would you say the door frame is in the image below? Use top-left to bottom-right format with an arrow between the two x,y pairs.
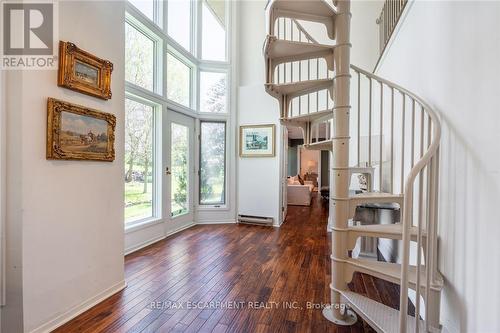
163,110 -> 196,233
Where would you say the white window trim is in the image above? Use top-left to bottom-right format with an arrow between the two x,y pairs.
125,0 -> 233,228
124,93 -> 162,228
166,49 -> 195,109
198,120 -> 228,208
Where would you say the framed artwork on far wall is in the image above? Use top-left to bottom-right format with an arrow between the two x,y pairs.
46,98 -> 116,162
239,124 -> 276,157
58,41 -> 113,100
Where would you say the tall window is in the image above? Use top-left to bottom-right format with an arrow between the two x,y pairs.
125,22 -> 156,92
201,0 -> 227,61
200,122 -> 226,205
167,52 -> 191,107
200,71 -> 227,113
124,98 -> 156,223
125,0 -> 231,225
167,0 -> 191,51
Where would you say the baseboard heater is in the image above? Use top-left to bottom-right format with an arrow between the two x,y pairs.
237,214 -> 274,226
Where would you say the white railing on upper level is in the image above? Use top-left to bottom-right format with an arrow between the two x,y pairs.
375,0 -> 409,69
269,11 -> 441,332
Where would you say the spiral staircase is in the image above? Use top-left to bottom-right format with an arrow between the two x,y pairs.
264,1 -> 443,332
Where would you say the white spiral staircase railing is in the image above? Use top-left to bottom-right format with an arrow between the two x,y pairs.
264,1 -> 442,332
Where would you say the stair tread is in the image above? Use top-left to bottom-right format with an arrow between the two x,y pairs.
268,0 -> 337,18
265,37 -> 334,66
304,139 -> 333,151
348,165 -> 375,173
346,258 -> 443,291
281,108 -> 333,123
340,290 -> 425,333
265,78 -> 333,98
352,192 -> 403,200
347,258 -> 423,287
348,223 -> 426,238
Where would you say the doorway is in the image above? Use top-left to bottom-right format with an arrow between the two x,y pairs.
165,111 -> 195,231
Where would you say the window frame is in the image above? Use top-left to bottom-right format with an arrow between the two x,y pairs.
166,48 -> 195,109
165,0 -> 194,53
169,121 -> 192,218
198,120 -> 227,207
125,0 -> 233,227
124,93 -> 163,228
125,13 -> 163,95
198,67 -> 229,115
197,0 -> 230,64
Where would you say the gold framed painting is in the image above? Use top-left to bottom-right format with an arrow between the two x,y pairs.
46,98 -> 116,162
58,41 -> 113,100
239,124 -> 276,157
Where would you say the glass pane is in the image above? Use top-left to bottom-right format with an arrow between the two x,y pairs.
171,123 -> 189,217
201,0 -> 226,61
129,0 -> 154,22
167,0 -> 191,51
125,99 -> 154,223
200,122 -> 225,205
200,71 -> 227,113
125,22 -> 155,91
167,53 -> 191,107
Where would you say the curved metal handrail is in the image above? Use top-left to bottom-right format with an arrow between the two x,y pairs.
351,64 -> 441,331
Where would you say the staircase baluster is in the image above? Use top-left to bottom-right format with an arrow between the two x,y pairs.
299,31 -> 302,116
316,58 -> 319,112
415,103 -> 425,332
390,87 -> 395,193
379,82 -> 384,190
357,71 -> 361,166
401,93 -> 406,194
425,115 -> 432,331
368,78 -> 372,167
411,99 -> 415,168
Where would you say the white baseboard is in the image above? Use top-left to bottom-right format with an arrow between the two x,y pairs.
125,222 -> 196,255
124,234 -> 166,256
196,219 -> 236,225
29,280 -> 126,333
165,222 -> 196,238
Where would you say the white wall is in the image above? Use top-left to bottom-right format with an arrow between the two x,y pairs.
350,0 -> 384,70
376,1 -> 500,332
3,1 -> 126,332
238,0 -> 282,225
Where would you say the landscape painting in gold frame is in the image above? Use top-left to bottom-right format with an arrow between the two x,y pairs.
58,41 -> 113,100
46,98 -> 116,161
239,124 -> 276,157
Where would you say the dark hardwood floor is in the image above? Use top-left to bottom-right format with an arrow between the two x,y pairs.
54,195 -> 406,333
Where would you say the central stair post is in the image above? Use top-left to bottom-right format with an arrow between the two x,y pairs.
323,0 -> 357,325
